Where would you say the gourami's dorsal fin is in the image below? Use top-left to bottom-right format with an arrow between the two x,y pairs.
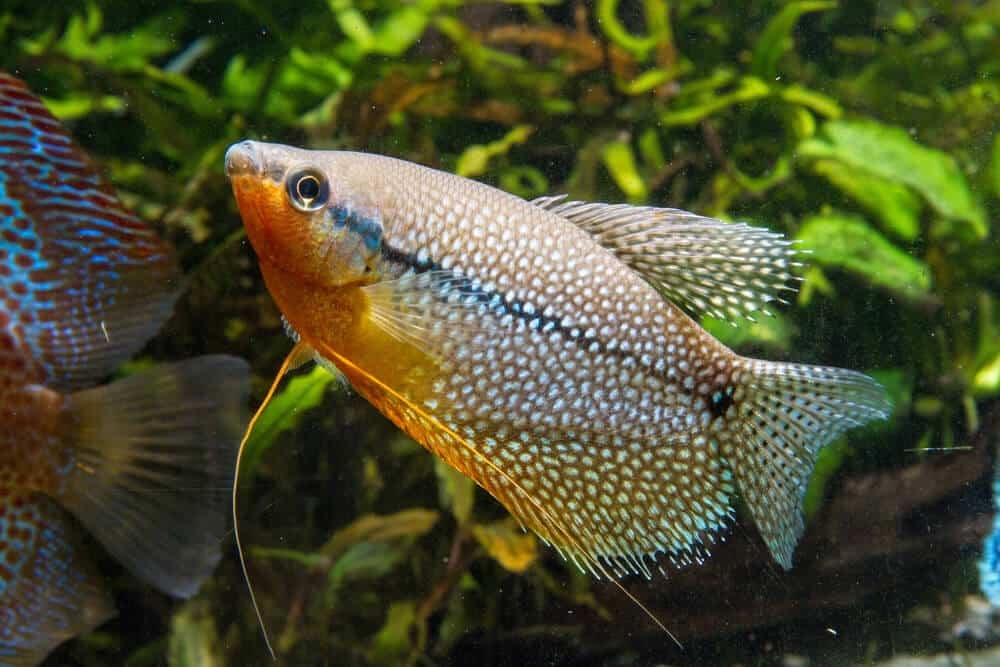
0,72 -> 182,391
531,196 -> 801,324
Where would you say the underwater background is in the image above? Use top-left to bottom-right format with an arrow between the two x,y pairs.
2,0 -> 998,664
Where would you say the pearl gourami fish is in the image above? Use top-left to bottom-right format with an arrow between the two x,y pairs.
0,72 -> 249,666
226,140 -> 889,612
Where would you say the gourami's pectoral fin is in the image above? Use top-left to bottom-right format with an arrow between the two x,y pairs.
0,491 -> 114,667
0,72 -> 182,392
59,356 -> 250,598
362,269 -> 499,351
532,196 -> 800,324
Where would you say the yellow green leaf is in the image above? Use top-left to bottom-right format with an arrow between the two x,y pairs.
240,364 -> 338,485
751,1 -> 837,80
455,125 -> 534,178
811,159 -> 922,240
167,600 -> 222,667
435,459 -> 475,524
601,140 -> 648,201
320,508 -> 440,559
369,601 -> 419,665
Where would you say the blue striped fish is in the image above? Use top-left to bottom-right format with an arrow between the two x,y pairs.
0,71 -> 248,666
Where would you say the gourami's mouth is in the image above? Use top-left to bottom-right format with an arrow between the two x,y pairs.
224,140 -> 262,178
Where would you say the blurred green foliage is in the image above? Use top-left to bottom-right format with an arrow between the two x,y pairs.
2,0 -> 996,664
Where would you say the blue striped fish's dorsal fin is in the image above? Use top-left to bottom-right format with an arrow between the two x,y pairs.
532,196 -> 801,325
0,72 -> 181,390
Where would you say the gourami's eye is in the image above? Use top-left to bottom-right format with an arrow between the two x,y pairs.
286,169 -> 328,211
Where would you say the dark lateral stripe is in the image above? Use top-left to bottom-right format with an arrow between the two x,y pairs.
379,242 -> 717,403
381,242 -> 566,334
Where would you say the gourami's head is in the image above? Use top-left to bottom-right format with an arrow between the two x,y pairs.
225,140 -> 383,286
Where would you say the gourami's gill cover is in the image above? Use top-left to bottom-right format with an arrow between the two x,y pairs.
0,72 -> 250,666
226,140 -> 890,645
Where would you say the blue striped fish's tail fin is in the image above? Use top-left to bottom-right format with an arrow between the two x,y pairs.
59,356 -> 249,599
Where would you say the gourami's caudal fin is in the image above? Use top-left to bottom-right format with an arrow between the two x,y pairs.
59,356 -> 250,598
0,492 -> 115,667
721,359 -> 891,568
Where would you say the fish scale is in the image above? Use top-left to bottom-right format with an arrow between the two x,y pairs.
227,141 -> 890,583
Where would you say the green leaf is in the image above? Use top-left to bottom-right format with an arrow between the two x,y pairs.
331,4 -> 375,52
595,0 -> 671,61
371,5 -> 434,56
435,458 -> 475,524
974,352 -> 1000,398
369,601 -> 419,665
619,64 -> 688,95
796,213 -> 932,300
751,1 -> 837,80
320,509 -> 440,559
660,76 -> 770,126
41,93 -> 126,120
455,125 -> 534,178
779,84 -> 842,119
51,5 -> 179,71
802,437 -> 848,519
638,127 -> 666,171
240,364 -> 338,484
601,140 -> 648,201
328,541 -> 407,590
869,369 -> 909,418
810,159 -> 922,240
498,166 -> 548,198
991,133 -> 1000,199
799,120 -> 986,240
701,311 -> 794,354
167,601 -> 222,667
247,547 -> 330,568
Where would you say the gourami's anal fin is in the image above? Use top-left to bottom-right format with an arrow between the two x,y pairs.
0,491 -> 114,667
59,355 -> 250,598
314,341 -> 578,558
532,197 -> 800,324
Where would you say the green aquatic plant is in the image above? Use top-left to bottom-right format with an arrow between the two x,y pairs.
1,0 -> 996,664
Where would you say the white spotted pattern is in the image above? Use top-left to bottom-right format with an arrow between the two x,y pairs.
245,146 -> 892,576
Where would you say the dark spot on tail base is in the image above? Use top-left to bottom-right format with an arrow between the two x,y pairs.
709,386 -> 735,420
